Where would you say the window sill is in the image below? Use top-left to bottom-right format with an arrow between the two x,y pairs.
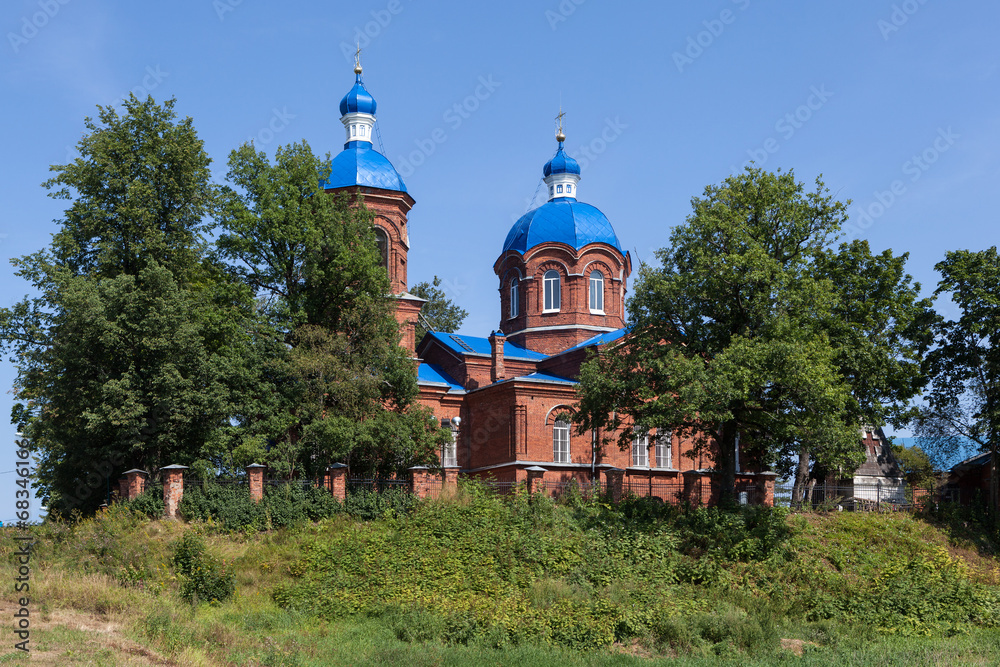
542,309 -> 560,314
589,310 -> 605,315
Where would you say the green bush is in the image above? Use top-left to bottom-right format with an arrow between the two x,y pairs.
171,532 -> 235,604
123,482 -> 164,518
343,486 -> 416,520
178,480 -> 344,532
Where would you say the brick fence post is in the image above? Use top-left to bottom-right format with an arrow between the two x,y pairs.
525,466 -> 547,496
327,463 -> 348,502
409,466 -> 433,499
160,465 -> 188,519
122,469 -> 149,501
603,467 -> 625,503
443,466 -> 460,496
247,463 -> 266,503
756,472 -> 778,507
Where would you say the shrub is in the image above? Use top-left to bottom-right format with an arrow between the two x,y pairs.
343,486 -> 416,520
123,482 -> 164,518
171,532 -> 235,604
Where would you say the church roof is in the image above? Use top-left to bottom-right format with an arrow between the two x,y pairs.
322,141 -> 408,193
502,198 -> 622,254
557,327 -> 630,355
422,331 -> 547,361
417,363 -> 466,393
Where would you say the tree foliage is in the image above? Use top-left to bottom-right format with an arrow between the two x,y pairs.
410,275 -> 468,342
575,168 -> 933,497
914,247 -> 1000,513
0,96 -> 261,513
216,141 -> 447,479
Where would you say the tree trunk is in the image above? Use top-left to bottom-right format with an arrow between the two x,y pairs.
716,422 -> 737,502
792,448 -> 810,504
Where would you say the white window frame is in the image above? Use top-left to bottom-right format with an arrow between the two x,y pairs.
509,277 -> 519,318
632,427 -> 649,467
589,270 -> 604,313
654,428 -> 672,469
553,421 -> 570,463
442,429 -> 457,467
543,270 -> 561,312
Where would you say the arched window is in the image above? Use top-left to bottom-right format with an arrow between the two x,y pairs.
589,270 -> 604,312
509,277 -> 519,318
543,270 -> 560,312
556,184 -> 563,194
374,227 -> 389,270
553,421 -> 570,463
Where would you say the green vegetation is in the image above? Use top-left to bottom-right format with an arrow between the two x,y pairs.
5,490 -> 1000,664
411,275 -> 469,341
575,167 -> 935,501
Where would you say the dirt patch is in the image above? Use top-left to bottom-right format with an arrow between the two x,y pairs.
1,602 -> 174,666
780,638 -> 820,656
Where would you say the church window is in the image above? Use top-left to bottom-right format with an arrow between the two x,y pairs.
654,429 -> 672,469
510,277 -> 519,318
351,125 -> 357,137
566,185 -> 572,194
543,270 -> 560,311
589,270 -> 604,312
442,429 -> 457,467
632,427 -> 649,467
556,184 -> 563,194
374,227 -> 389,270
360,125 -> 366,137
553,421 -> 570,463
549,186 -> 555,197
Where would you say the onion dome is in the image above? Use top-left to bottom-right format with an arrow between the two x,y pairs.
503,199 -> 621,254
322,63 -> 407,194
339,71 -> 377,116
543,143 -> 581,177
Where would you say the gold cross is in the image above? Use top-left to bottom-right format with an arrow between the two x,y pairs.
555,109 -> 566,133
355,43 -> 362,69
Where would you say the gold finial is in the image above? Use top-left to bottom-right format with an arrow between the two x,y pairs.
354,43 -> 363,75
555,108 -> 566,143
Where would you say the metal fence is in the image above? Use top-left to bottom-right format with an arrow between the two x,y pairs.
773,481 -> 939,512
347,478 -> 411,494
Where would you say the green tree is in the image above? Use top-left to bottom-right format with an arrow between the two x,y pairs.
410,276 -> 468,342
575,168 -> 932,499
915,247 -> 1000,513
216,141 -> 446,478
0,96 -> 260,513
890,442 -> 936,488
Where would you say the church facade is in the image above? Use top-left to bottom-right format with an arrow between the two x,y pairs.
323,64 -> 764,501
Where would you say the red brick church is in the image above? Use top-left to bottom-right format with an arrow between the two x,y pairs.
323,63 -> 772,502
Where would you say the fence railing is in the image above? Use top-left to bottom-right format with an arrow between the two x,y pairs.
773,481 -> 940,512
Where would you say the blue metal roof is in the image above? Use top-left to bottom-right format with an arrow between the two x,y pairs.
417,363 -> 465,393
425,331 -> 547,361
322,142 -> 408,193
516,371 -> 577,385
557,327 -> 630,355
339,74 -> 377,116
543,143 -> 580,177
503,198 -> 622,254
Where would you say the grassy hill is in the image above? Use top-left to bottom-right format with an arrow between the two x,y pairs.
3,486 -> 1000,665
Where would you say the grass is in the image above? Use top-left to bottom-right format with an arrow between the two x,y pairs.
2,490 -> 999,665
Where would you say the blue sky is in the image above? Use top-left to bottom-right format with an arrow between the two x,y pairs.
1,0 -> 997,519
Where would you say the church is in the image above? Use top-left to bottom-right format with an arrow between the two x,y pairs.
323,62 -> 768,502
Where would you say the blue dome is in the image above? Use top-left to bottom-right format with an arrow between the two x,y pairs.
543,143 -> 580,177
321,141 -> 407,193
339,74 -> 377,116
502,198 -> 621,254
